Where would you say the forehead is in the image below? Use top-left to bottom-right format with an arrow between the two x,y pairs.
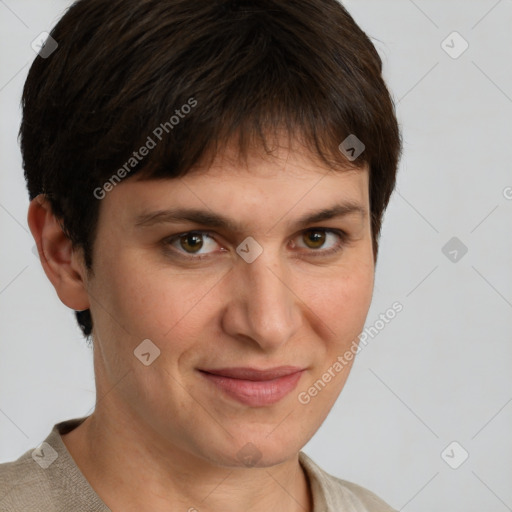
100,138 -> 370,234
136,148 -> 366,200
176,134 -> 365,180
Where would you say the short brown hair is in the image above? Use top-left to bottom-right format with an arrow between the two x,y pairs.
20,0 -> 402,339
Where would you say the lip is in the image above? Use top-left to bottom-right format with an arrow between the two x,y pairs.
198,366 -> 305,407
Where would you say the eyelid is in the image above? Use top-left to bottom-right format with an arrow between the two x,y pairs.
163,227 -> 349,260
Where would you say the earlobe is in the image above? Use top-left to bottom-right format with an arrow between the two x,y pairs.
27,194 -> 90,311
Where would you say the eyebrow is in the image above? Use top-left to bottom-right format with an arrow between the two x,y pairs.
133,201 -> 367,233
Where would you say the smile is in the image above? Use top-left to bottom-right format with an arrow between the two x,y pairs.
198,366 -> 305,407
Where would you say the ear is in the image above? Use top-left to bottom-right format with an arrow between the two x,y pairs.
27,194 -> 90,311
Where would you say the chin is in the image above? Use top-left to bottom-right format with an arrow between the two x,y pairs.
205,433 -> 303,470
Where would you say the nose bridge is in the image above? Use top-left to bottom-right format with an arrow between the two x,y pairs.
230,247 -> 301,348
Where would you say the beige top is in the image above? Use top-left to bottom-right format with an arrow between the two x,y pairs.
0,417 -> 396,511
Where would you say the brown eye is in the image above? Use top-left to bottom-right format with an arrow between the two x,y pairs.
302,230 -> 327,249
179,233 -> 204,253
165,228 -> 346,261
165,231 -> 223,260
293,228 -> 348,257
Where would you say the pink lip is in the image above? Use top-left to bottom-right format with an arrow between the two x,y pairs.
199,366 -> 304,406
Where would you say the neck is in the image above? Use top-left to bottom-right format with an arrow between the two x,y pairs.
61,405 -> 312,512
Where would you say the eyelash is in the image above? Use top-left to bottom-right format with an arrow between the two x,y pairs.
163,228 -> 349,261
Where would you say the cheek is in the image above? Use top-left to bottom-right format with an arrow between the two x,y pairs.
95,251 -> 224,345
339,264 -> 374,316
307,260 -> 374,340
296,263 -> 374,417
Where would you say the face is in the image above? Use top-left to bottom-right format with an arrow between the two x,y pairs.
85,139 -> 375,468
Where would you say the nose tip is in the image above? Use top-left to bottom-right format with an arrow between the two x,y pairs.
221,256 -> 302,351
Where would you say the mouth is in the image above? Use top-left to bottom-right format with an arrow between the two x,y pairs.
198,366 -> 305,407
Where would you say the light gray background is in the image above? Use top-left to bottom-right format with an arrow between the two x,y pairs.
1,1 -> 511,510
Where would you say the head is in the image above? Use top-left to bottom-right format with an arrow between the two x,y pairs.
23,0 -> 401,467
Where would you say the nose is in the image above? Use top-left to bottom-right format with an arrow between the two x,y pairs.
221,248 -> 302,352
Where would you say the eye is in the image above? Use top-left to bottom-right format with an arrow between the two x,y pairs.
163,228 -> 348,260
166,231 -> 221,259
292,228 -> 348,256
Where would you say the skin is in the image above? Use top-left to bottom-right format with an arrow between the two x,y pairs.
27,137 -> 375,512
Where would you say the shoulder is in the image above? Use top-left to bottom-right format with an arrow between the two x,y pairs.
0,417 -> 108,512
299,452 -> 397,512
0,444 -> 58,512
